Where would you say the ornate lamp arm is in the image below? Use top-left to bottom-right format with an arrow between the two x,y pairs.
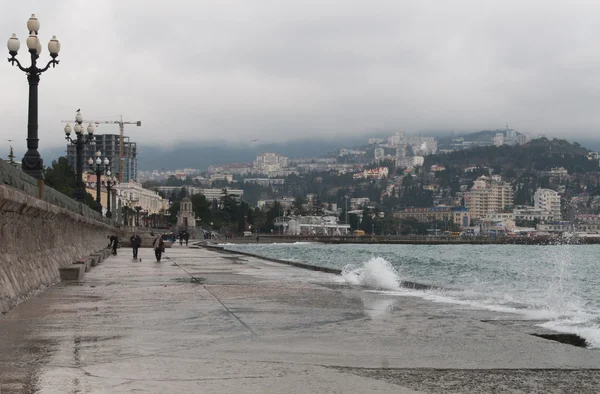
7,56 -> 28,72
38,58 -> 60,73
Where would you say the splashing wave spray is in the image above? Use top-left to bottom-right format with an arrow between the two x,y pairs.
341,257 -> 401,291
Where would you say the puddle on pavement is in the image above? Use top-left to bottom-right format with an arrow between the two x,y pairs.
172,277 -> 205,284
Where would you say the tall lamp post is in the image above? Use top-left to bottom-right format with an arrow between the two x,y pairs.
103,171 -> 116,219
65,111 -> 94,202
7,14 -> 61,179
88,151 -> 109,214
135,206 -> 142,227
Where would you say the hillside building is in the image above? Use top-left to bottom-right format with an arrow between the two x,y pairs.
464,176 -> 514,219
534,188 -> 561,219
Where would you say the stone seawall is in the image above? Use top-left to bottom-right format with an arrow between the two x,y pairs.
0,160 -> 116,313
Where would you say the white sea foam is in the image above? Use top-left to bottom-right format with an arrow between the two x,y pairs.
341,257 -> 401,291
343,255 -> 600,348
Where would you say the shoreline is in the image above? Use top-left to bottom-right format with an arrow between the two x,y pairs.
202,243 -> 439,291
219,235 -> 600,245
203,242 -> 593,349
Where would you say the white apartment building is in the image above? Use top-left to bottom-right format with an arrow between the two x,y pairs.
396,156 -> 425,169
464,176 -> 514,219
534,188 -> 561,219
197,188 -> 243,201
493,133 -> 504,146
115,182 -> 169,214
513,206 -> 555,222
254,152 -> 289,174
374,148 -> 385,162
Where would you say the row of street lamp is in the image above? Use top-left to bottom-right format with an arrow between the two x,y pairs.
8,14 -> 118,219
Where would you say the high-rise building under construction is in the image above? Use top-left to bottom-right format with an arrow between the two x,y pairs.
66,134 -> 137,182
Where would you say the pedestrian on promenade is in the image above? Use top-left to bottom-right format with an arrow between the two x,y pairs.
153,234 -> 165,262
130,233 -> 142,260
108,235 -> 119,255
184,232 -> 189,246
178,232 -> 183,246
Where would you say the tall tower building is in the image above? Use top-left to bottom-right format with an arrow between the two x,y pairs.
66,134 -> 138,182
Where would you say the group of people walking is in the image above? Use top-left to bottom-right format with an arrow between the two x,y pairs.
107,233 -> 166,262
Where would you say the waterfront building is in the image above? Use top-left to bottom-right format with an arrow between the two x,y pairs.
534,188 -> 561,219
275,215 -> 350,236
393,206 -> 471,228
513,206 -> 556,222
464,176 -> 514,219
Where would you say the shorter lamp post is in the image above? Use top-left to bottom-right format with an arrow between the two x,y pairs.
65,111 -> 94,202
135,206 -> 142,227
88,151 -> 109,214
103,170 -> 116,219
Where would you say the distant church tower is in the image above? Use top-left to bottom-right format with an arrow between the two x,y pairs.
176,196 -> 196,239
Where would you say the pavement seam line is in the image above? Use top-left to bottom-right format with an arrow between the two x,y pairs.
168,256 -> 258,338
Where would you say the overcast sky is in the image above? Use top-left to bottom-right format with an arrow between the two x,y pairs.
2,0 -> 600,156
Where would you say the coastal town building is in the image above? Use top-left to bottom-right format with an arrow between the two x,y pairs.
275,215 -> 350,236
464,176 -> 514,219
513,206 -> 556,222
393,206 -> 471,228
374,148 -> 385,163
540,167 -> 569,182
254,153 -> 289,175
114,181 -> 169,215
67,134 -> 138,182
176,196 -> 196,238
353,167 -> 389,180
534,188 -> 561,219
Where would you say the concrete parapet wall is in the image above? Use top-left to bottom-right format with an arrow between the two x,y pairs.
0,183 -> 115,313
0,159 -> 111,224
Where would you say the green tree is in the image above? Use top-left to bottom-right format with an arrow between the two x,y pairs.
44,157 -> 98,211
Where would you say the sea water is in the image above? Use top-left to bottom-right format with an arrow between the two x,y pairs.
223,243 -> 600,348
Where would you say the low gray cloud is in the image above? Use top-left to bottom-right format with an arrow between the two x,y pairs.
2,0 -> 600,157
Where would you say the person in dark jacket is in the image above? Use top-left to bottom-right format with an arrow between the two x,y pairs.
153,234 -> 165,262
108,235 -> 119,255
184,232 -> 189,246
130,233 -> 142,259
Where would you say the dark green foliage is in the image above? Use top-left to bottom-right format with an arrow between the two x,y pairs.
424,138 -> 598,176
44,157 -> 98,211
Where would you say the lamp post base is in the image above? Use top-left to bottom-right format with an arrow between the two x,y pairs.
21,150 -> 44,180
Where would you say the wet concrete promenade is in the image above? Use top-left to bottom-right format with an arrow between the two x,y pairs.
1,246 -> 600,393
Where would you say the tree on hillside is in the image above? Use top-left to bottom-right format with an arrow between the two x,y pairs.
44,157 -> 98,211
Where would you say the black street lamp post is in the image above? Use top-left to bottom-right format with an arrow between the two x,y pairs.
135,206 -> 142,227
88,151 -> 109,214
65,111 -> 95,202
103,174 -> 116,219
7,14 -> 61,179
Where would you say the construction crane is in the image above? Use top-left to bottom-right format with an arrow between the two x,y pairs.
61,115 -> 141,182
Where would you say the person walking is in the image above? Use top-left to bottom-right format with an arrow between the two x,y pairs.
184,232 -> 189,246
153,234 -> 165,262
130,233 -> 142,260
108,235 -> 119,255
